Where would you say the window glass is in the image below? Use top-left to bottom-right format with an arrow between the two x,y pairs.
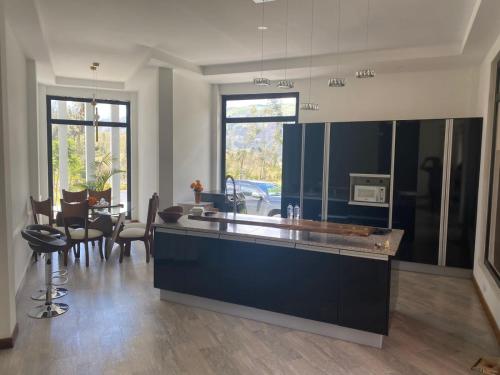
51,99 -> 127,123
49,97 -> 130,213
51,100 -> 86,121
225,122 -> 283,216
226,97 -> 296,118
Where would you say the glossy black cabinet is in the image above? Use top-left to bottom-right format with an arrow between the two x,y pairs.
281,124 -> 302,217
393,120 -> 446,265
303,123 -> 325,220
292,248 -> 339,322
445,118 -> 482,268
328,121 -> 392,227
338,255 -> 390,335
154,231 -> 390,334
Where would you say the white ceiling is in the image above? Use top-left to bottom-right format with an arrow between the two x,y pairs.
5,0 -> 500,84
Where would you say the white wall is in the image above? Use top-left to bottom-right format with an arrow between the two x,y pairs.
172,71 -> 212,203
126,67 -> 212,212
0,0 -> 17,340
158,68 -> 174,208
4,21 -> 32,293
126,67 -> 159,221
474,32 -> 500,327
219,67 -> 480,122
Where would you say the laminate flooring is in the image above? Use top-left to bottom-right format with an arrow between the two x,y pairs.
0,243 -> 498,374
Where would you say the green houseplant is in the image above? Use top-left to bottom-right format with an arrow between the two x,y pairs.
78,153 -> 124,192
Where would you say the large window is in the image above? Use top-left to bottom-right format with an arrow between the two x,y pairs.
47,96 -> 131,213
221,93 -> 298,216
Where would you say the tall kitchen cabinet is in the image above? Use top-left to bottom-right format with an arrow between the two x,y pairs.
444,118 -> 482,268
328,121 -> 393,227
281,118 -> 482,269
393,118 -> 482,268
281,124 -> 302,218
302,123 -> 325,220
281,123 -> 325,220
392,120 -> 446,265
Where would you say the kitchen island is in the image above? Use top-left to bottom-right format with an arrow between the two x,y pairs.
154,215 -> 403,348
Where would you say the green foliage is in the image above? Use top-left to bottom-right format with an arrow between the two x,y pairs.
225,122 -> 283,184
77,153 -> 124,192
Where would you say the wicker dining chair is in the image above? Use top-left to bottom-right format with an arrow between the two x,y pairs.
122,193 -> 159,255
60,200 -> 104,267
62,189 -> 88,203
117,196 -> 156,263
88,188 -> 111,204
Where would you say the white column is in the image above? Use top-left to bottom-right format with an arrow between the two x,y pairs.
58,101 -> 69,191
111,105 -> 120,205
0,0 -> 17,339
85,103 -> 95,183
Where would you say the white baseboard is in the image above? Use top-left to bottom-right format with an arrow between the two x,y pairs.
160,289 -> 384,348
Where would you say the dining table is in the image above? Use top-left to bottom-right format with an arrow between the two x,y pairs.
55,203 -> 130,259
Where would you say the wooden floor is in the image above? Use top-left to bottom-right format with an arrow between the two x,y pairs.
0,244 -> 498,375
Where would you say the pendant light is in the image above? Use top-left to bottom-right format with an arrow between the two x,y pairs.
356,0 -> 375,79
328,0 -> 346,88
254,1 -> 271,86
300,0 -> 319,111
277,0 -> 294,89
90,62 -> 100,142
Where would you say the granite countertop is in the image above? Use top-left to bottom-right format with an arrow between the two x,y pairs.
154,216 -> 404,258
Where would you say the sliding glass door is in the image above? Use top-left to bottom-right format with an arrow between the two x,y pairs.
47,96 -> 131,212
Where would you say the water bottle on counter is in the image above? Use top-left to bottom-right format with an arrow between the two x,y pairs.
293,204 -> 301,220
287,203 -> 293,219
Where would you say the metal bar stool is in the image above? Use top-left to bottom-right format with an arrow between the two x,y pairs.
21,225 -> 70,318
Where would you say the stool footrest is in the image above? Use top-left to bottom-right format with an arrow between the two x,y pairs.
31,287 -> 68,301
28,302 -> 69,319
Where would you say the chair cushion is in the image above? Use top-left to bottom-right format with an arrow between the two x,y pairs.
124,222 -> 146,229
50,225 -> 67,233
70,228 -> 103,240
41,226 -> 69,235
118,227 -> 146,239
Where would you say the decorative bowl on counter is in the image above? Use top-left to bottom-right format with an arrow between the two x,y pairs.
158,206 -> 183,223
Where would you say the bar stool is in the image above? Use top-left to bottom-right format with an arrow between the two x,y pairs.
21,225 -> 70,318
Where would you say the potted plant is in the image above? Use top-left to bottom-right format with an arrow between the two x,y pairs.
190,180 -> 204,204
79,153 -> 124,199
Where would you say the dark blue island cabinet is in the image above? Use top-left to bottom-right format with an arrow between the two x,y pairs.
154,229 -> 392,336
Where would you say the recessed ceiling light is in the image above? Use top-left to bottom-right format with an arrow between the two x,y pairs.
257,26 -> 268,30
252,0 -> 275,3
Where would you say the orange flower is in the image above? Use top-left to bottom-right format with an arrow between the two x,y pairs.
190,180 -> 204,192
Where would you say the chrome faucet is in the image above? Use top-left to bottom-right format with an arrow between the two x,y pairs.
225,175 -> 237,215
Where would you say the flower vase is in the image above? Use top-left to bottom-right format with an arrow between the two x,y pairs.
194,191 -> 201,204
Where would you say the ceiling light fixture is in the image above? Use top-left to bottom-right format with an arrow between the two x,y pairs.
257,26 -> 268,30
277,0 -> 294,89
90,62 -> 100,142
253,1 -> 271,87
328,0 -> 346,88
300,0 -> 319,111
356,0 -> 375,79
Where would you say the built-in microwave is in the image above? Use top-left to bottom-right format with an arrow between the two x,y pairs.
353,185 -> 386,203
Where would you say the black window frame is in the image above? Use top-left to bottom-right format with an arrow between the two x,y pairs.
220,92 -> 299,188
46,95 -> 132,218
